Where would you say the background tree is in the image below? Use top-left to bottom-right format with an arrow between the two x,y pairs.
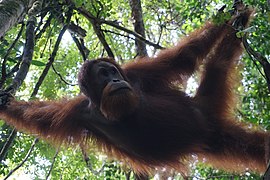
0,0 -> 269,179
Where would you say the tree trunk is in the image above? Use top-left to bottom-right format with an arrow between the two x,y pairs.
0,0 -> 35,38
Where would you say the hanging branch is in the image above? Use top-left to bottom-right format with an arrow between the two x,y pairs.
31,7 -> 72,97
0,128 -> 17,161
39,20 -> 55,58
71,35 -> 89,61
34,5 -> 50,36
31,25 -> 68,97
0,23 -> 25,88
50,1 -> 89,60
35,14 -> 53,40
51,64 -> 77,86
4,138 -> 39,180
45,147 -> 60,180
242,34 -> 270,92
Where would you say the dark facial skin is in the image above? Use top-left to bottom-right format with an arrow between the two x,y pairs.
89,61 -> 132,105
93,61 -> 124,90
78,59 -> 137,121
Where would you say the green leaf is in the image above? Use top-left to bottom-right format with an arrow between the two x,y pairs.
236,31 -> 244,38
31,60 -> 46,66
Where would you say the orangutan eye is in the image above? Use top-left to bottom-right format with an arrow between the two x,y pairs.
99,68 -> 109,77
110,67 -> 117,74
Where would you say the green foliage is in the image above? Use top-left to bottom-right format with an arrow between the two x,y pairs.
212,11 -> 231,25
193,163 -> 262,179
31,60 -> 46,66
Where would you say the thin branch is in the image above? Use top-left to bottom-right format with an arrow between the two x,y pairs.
35,13 -> 53,40
34,8 -> 49,36
31,8 -> 71,97
242,33 -> 270,92
0,23 -> 25,88
125,170 -> 131,180
90,0 -> 103,18
0,128 -> 17,161
39,20 -> 56,58
52,64 -> 77,86
81,147 -> 106,175
102,29 -> 136,41
90,18 -> 115,58
71,35 -> 89,61
156,25 -> 164,45
101,21 -> 163,49
51,1 -> 87,39
76,6 -> 164,50
7,59 -> 22,77
31,25 -> 68,97
4,138 -> 39,180
45,147 -> 60,180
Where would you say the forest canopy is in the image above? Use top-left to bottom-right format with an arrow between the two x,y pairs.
0,0 -> 270,179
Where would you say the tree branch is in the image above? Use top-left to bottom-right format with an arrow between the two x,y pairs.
6,60 -> 21,77
242,33 -> 270,92
129,0 -> 148,57
0,0 -> 41,167
89,18 -> 115,58
0,23 -> 25,88
5,15 -> 36,94
4,138 -> 39,180
52,64 -> 77,86
35,13 -> 53,40
76,6 -> 163,50
71,35 -> 89,61
81,147 -> 106,175
45,147 -> 60,180
0,128 -> 16,161
102,29 -> 135,40
31,8 -> 71,97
